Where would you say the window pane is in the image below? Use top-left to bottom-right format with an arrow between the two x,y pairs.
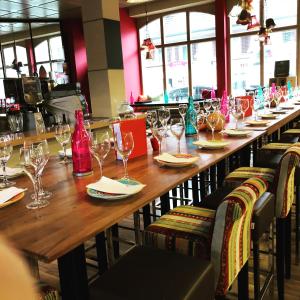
264,30 -> 296,85
139,19 -> 161,46
16,46 -> 28,64
231,35 -> 260,95
191,41 -> 216,98
141,48 -> 163,101
190,12 -> 215,40
49,36 -> 65,60
230,1 -> 260,34
21,66 -> 29,76
3,46 -> 15,67
35,40 -> 49,62
6,68 -> 18,78
265,0 -> 297,27
163,13 -> 187,44
165,45 -> 189,101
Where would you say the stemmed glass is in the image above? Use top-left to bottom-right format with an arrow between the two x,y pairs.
114,131 -> 134,181
108,117 -> 121,149
178,104 -> 187,126
170,118 -> 184,154
90,131 -> 111,180
274,90 -> 282,110
20,144 -> 49,209
206,111 -> 220,141
231,100 -> 242,129
194,102 -> 201,115
211,98 -> 221,111
0,135 -> 15,189
24,140 -> 52,200
146,110 -> 157,129
55,124 -> 71,164
151,125 -> 166,155
157,108 -> 170,135
203,99 -> 212,117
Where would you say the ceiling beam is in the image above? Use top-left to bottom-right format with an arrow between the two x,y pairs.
129,0 -> 214,17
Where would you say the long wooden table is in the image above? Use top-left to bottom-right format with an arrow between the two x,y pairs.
1,103 -> 300,299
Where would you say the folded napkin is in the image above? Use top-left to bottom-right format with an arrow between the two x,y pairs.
86,176 -> 145,195
58,148 -> 72,157
154,153 -> 198,164
0,187 -> 26,204
0,167 -> 23,177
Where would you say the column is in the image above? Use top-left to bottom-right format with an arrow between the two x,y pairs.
215,0 -> 230,96
82,0 -> 126,117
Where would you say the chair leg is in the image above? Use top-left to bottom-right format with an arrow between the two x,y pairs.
253,239 -> 260,300
285,212 -> 291,279
276,218 -> 285,300
238,261 -> 249,300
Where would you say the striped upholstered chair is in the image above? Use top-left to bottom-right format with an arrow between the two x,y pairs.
144,177 -> 268,299
224,145 -> 300,300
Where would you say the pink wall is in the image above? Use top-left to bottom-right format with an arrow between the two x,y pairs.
60,19 -> 91,110
119,8 -> 142,103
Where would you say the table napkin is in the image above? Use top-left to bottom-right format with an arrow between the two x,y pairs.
58,148 -> 72,157
87,176 -> 146,195
0,167 -> 23,177
154,153 -> 198,164
0,187 -> 26,204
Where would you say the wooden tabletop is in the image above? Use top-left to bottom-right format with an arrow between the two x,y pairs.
0,102 -> 299,263
0,129 -> 264,263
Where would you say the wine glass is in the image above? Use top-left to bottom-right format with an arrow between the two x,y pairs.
203,99 -> 212,116
55,124 -> 71,164
0,135 -> 15,189
178,104 -> 187,126
194,102 -> 201,115
114,131 -> 134,181
206,111 -> 220,141
211,98 -> 221,111
151,125 -> 166,155
146,110 -> 157,129
170,118 -> 184,154
231,100 -> 242,129
90,131 -> 111,180
24,139 -> 52,200
20,145 -> 49,209
274,90 -> 282,110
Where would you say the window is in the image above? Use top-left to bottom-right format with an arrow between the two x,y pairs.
139,11 -> 216,101
34,35 -> 66,84
230,0 -> 298,95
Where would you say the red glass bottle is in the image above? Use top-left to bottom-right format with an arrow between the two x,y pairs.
71,110 -> 93,176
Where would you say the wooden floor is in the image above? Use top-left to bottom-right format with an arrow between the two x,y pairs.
39,207 -> 300,300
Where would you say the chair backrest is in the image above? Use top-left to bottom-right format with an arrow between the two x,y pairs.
211,177 -> 268,296
275,145 -> 300,218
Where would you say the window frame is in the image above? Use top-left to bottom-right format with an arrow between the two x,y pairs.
138,10 -> 217,100
229,0 -> 299,94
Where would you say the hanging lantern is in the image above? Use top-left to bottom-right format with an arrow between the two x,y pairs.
266,18 -> 276,30
236,9 -> 251,25
243,0 -> 253,12
247,15 -> 260,30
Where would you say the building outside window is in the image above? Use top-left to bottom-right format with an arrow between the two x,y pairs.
139,11 -> 216,101
230,0 -> 298,95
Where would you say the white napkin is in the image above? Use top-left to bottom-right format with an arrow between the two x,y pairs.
86,176 -> 146,195
154,153 -> 198,164
58,148 -> 72,157
0,187 -> 26,204
0,167 -> 23,177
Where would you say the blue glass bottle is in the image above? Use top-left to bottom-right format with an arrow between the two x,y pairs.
185,96 -> 197,136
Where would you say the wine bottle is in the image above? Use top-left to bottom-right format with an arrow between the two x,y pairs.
71,110 -> 93,176
185,96 -> 197,136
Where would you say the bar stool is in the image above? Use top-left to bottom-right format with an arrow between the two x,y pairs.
224,146 -> 300,300
89,246 -> 215,300
143,177 -> 268,299
199,187 -> 275,300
